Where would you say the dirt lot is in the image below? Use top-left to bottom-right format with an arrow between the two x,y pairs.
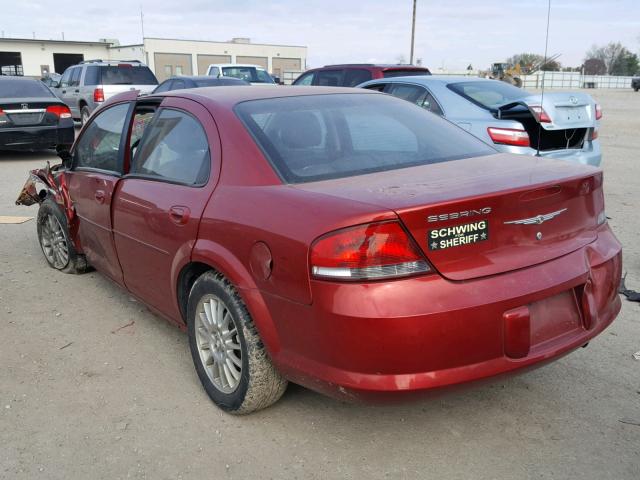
1,89 -> 639,480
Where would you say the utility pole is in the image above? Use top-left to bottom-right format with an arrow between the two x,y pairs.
409,0 -> 417,64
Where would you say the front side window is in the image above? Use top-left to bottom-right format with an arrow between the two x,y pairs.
69,68 -> 81,87
59,68 -> 72,88
316,70 -> 344,87
131,109 -> 210,185
74,103 -> 130,172
343,69 -> 373,87
236,93 -> 495,183
208,66 -> 220,77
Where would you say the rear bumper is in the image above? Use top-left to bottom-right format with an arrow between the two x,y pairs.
261,223 -> 621,402
496,140 -> 601,167
0,123 -> 74,151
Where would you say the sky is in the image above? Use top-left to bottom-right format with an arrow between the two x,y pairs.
2,0 -> 639,71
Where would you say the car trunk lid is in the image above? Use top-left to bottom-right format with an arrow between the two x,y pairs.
295,153 -> 603,281
0,98 -> 66,127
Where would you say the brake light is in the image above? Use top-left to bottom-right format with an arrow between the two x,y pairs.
530,105 -> 551,123
595,103 -> 602,120
310,221 -> 431,280
93,88 -> 105,102
46,105 -> 72,118
487,127 -> 530,147
591,129 -> 598,140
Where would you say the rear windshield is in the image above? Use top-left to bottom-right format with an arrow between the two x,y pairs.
222,67 -> 274,84
235,93 -> 495,183
448,81 -> 525,109
99,65 -> 158,85
0,79 -> 54,98
383,69 -> 431,78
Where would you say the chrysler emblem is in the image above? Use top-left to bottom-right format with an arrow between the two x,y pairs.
504,208 -> 567,225
569,96 -> 578,105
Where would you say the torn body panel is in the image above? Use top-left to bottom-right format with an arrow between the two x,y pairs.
16,162 -> 81,250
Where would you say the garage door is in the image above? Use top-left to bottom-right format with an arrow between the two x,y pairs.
272,58 -> 302,78
236,56 -> 268,69
197,55 -> 232,75
154,53 -> 192,81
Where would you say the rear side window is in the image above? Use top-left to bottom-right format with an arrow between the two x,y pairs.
343,69 -> 373,87
99,65 -> 158,85
316,70 -> 344,86
387,83 -> 444,116
84,66 -> 100,86
0,79 -> 53,98
382,69 -> 431,78
131,109 -> 210,185
74,103 -> 130,172
236,93 -> 495,183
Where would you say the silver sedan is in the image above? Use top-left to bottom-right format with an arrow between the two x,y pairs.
358,76 -> 602,167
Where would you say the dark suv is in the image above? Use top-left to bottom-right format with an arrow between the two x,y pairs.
292,64 -> 431,87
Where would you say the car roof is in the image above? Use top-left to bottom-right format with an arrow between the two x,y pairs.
208,64 -> 267,69
157,85 -> 374,107
365,75 -> 490,85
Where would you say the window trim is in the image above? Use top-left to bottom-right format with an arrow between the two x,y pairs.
124,106 -> 211,188
71,101 -> 134,176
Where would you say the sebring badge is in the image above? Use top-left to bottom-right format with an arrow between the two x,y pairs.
504,208 -> 567,225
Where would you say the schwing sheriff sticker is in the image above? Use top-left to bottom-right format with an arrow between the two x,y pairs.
428,220 -> 488,251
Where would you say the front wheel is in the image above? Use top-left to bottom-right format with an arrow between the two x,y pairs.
37,198 -> 88,274
187,271 -> 287,414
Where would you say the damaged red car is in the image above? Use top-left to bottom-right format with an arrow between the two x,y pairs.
17,86 -> 622,414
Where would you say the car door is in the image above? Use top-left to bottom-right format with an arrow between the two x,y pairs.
68,67 -> 83,117
112,97 -> 219,322
55,68 -> 73,105
66,101 -> 133,284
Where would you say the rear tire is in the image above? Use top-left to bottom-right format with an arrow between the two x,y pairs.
37,198 -> 88,274
187,270 -> 287,414
634,87 -> 639,92
80,106 -> 91,126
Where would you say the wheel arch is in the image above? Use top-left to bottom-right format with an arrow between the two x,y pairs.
178,239 -> 282,355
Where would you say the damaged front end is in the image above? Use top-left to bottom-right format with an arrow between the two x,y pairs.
15,160 -> 75,224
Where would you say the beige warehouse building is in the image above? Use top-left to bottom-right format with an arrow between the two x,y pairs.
0,36 -> 307,83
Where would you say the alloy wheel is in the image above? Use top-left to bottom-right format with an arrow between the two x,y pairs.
40,213 -> 69,269
195,294 -> 243,393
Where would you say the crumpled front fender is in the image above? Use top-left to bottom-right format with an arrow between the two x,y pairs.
15,162 -> 75,223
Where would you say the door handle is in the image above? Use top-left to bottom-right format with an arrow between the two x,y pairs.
61,90 -> 67,94
94,189 -> 106,204
74,89 -> 80,93
169,206 -> 190,225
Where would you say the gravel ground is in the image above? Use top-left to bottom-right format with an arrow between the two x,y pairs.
1,89 -> 639,480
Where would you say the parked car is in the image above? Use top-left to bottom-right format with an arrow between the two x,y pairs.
632,77 -> 640,92
153,75 -> 249,93
51,60 -> 158,125
17,86 -> 621,414
359,76 -> 602,166
0,76 -> 74,151
206,64 -> 276,85
292,63 -> 431,87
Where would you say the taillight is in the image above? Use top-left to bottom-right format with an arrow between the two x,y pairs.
591,128 -> 598,140
93,88 -> 105,102
310,221 -> 431,281
595,103 -> 602,120
487,127 -> 530,147
530,105 -> 551,123
46,105 -> 72,118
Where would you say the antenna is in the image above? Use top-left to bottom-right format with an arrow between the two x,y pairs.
409,0 -> 417,64
536,0 -> 552,157
140,6 -> 146,40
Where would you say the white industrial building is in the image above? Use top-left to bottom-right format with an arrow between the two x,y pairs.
0,36 -> 307,82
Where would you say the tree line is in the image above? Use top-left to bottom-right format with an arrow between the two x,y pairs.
505,42 -> 639,76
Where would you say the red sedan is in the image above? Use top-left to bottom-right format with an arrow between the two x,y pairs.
17,86 -> 622,414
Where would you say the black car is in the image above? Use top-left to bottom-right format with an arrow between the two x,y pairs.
0,76 -> 75,151
632,77 -> 640,92
152,75 -> 249,93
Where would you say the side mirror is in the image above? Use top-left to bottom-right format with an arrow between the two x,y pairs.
51,80 -> 60,88
57,147 -> 72,168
